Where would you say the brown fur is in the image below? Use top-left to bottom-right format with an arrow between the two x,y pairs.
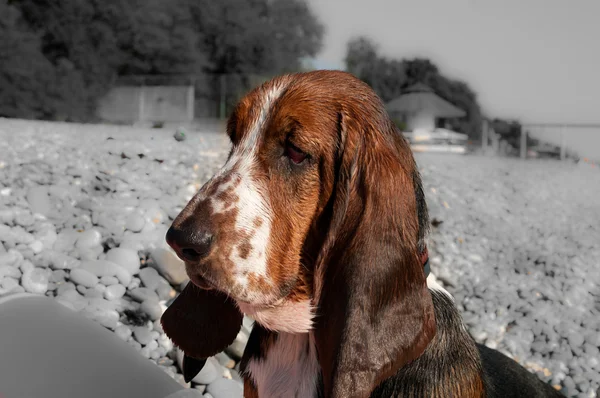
164,71 -> 490,397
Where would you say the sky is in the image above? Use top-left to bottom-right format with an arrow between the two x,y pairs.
306,0 -> 600,160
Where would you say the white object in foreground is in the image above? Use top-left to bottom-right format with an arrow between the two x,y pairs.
0,293 -> 185,398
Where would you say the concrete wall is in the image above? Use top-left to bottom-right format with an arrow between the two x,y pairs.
97,86 -> 141,123
407,111 -> 436,131
97,85 -> 194,124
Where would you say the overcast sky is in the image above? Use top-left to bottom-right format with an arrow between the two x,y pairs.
306,0 -> 600,160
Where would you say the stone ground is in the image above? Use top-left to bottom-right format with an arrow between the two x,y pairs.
418,153 -> 600,398
1,118 -> 599,397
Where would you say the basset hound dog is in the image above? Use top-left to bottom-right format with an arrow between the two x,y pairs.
161,70 -> 564,397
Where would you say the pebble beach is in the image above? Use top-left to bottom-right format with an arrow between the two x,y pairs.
1,118 -> 599,398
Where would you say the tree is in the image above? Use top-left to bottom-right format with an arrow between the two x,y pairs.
344,36 -> 483,139
403,58 -> 439,87
345,37 -> 406,103
185,0 -> 324,114
115,0 -> 205,76
0,0 -> 88,120
345,36 -> 379,79
5,0 -> 206,120
4,0 -> 323,121
187,0 -> 323,76
8,0 -> 125,120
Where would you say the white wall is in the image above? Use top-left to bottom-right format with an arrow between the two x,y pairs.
407,111 -> 435,131
97,86 -> 194,124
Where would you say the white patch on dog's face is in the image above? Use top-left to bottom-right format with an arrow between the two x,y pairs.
195,83 -> 287,302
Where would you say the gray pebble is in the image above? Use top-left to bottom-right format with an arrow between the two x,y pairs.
93,283 -> 106,293
146,340 -> 159,351
133,326 -> 154,346
215,352 -> 236,369
21,267 -> 49,294
0,264 -> 22,279
125,212 -> 145,233
114,324 -> 132,341
46,251 -> 80,270
105,247 -> 140,276
150,248 -> 188,285
192,357 -> 219,385
100,275 -> 119,286
104,284 -> 126,300
140,299 -> 163,320
567,331 -> 585,348
173,373 -> 189,388
139,267 -> 162,290
125,337 -> 140,350
129,287 -> 159,302
50,270 -> 66,283
173,128 -> 187,142
1,277 -> 20,293
195,385 -> 206,394
157,357 -> 174,367
584,332 -> 600,347
56,282 -> 76,295
206,377 -> 243,398
127,277 -> 141,290
84,288 -> 103,298
70,268 -> 98,288
140,346 -> 151,358
156,283 -> 175,301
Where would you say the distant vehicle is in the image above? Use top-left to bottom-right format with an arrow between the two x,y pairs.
402,128 -> 469,154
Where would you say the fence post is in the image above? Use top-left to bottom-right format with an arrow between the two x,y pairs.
560,125 -> 566,160
520,126 -> 527,159
186,85 -> 195,122
138,85 -> 146,124
219,74 -> 227,120
482,119 -> 489,152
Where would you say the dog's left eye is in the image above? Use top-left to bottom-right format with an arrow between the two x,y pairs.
284,141 -> 308,164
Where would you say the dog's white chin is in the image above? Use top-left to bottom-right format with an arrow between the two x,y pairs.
237,299 -> 314,334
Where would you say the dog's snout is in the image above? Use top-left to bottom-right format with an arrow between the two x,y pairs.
166,225 -> 213,263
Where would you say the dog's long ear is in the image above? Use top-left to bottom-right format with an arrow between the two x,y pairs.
161,282 -> 243,382
313,106 -> 436,398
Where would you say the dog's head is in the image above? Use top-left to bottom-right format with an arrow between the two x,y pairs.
161,70 -> 435,395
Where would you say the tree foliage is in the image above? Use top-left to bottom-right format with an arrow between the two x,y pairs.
1,0 -> 323,121
345,38 -> 405,103
345,36 -> 483,139
187,0 -> 323,75
0,0 -> 89,120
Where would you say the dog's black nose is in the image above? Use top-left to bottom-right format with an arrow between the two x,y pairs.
166,226 -> 213,263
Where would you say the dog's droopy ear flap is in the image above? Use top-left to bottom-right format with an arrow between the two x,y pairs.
313,108 -> 436,398
161,282 -> 243,382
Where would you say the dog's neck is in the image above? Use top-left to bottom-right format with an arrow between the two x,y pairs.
242,328 -> 321,398
237,299 -> 314,334
372,288 -> 486,397
241,278 -> 485,398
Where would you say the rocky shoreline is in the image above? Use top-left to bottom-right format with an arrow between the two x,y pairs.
1,119 -> 598,397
